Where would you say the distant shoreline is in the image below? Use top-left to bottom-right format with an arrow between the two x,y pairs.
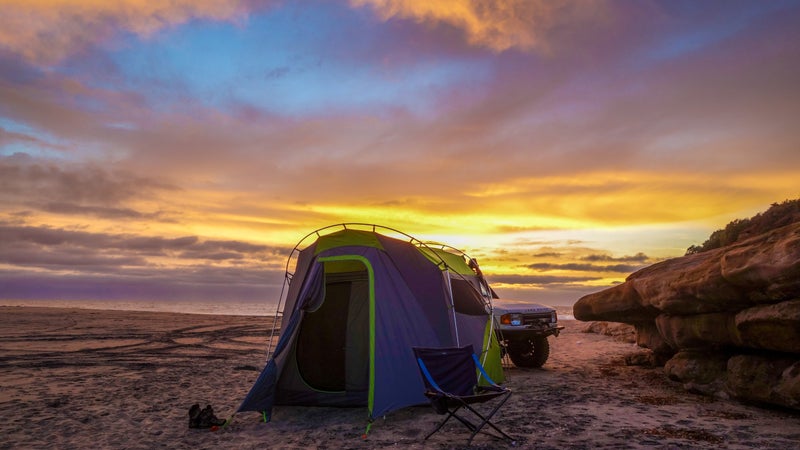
0,304 -> 278,318
0,299 -> 279,316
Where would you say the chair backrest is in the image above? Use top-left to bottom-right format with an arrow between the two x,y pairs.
413,345 -> 476,396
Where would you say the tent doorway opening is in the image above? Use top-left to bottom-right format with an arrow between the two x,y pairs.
296,259 -> 370,397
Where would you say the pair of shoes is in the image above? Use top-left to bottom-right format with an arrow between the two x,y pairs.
189,404 -> 226,429
189,404 -> 202,428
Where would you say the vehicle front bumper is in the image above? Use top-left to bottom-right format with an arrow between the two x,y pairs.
497,323 -> 564,339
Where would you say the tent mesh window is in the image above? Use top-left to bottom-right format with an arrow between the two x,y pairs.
449,278 -> 490,315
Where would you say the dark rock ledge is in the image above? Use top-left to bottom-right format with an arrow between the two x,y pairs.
574,222 -> 800,411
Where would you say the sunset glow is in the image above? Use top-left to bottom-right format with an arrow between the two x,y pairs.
1,1 -> 799,307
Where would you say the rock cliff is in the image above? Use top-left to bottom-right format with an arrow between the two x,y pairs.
573,222 -> 800,410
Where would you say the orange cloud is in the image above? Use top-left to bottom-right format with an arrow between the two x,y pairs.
351,0 -> 606,52
0,0 -> 256,65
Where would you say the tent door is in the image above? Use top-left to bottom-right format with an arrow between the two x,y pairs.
295,264 -> 369,396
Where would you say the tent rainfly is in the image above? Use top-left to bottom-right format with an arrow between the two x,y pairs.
237,224 -> 503,428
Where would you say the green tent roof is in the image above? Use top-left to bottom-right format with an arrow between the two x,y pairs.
314,229 -> 384,254
418,247 -> 475,276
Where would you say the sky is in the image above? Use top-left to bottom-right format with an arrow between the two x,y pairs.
1,0 -> 799,308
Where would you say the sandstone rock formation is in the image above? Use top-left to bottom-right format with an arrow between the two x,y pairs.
574,222 -> 800,410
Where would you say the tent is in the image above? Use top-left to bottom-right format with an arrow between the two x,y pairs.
237,224 -> 503,425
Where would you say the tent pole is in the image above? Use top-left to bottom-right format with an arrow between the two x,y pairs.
443,269 -> 460,347
481,289 -> 495,365
266,270 -> 292,358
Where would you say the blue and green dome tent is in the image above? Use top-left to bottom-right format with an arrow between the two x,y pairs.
237,224 -> 503,425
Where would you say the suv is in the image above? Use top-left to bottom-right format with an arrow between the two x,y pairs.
423,247 -> 563,369
493,300 -> 562,368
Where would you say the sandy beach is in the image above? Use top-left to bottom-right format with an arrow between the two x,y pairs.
1,306 -> 798,449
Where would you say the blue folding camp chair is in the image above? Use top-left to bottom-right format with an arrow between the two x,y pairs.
413,345 -> 515,445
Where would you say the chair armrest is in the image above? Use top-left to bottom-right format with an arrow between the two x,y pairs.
472,354 -> 501,387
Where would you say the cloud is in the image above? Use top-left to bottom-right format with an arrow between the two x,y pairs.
525,262 -> 643,274
0,221 -> 292,300
0,0 -> 263,65
0,268 -> 283,302
581,252 -> 649,263
352,0 -> 606,53
487,273 -> 599,286
39,202 -> 172,221
533,251 -> 562,258
0,154 -> 180,221
0,223 -> 286,265
2,2 -> 796,231
0,220 -> 292,302
0,125 -> 55,148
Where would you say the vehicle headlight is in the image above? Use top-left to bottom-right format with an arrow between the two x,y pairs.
551,311 -> 557,323
500,313 -> 523,326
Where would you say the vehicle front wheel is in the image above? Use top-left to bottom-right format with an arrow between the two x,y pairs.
507,336 -> 550,368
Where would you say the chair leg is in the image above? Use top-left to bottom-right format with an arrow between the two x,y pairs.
424,393 -> 515,444
425,405 -> 461,440
425,404 -> 481,440
464,392 -> 514,444
452,406 -> 482,431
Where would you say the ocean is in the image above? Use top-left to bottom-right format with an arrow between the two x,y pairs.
0,298 -> 575,320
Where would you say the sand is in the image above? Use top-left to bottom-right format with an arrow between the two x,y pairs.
1,306 -> 798,449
